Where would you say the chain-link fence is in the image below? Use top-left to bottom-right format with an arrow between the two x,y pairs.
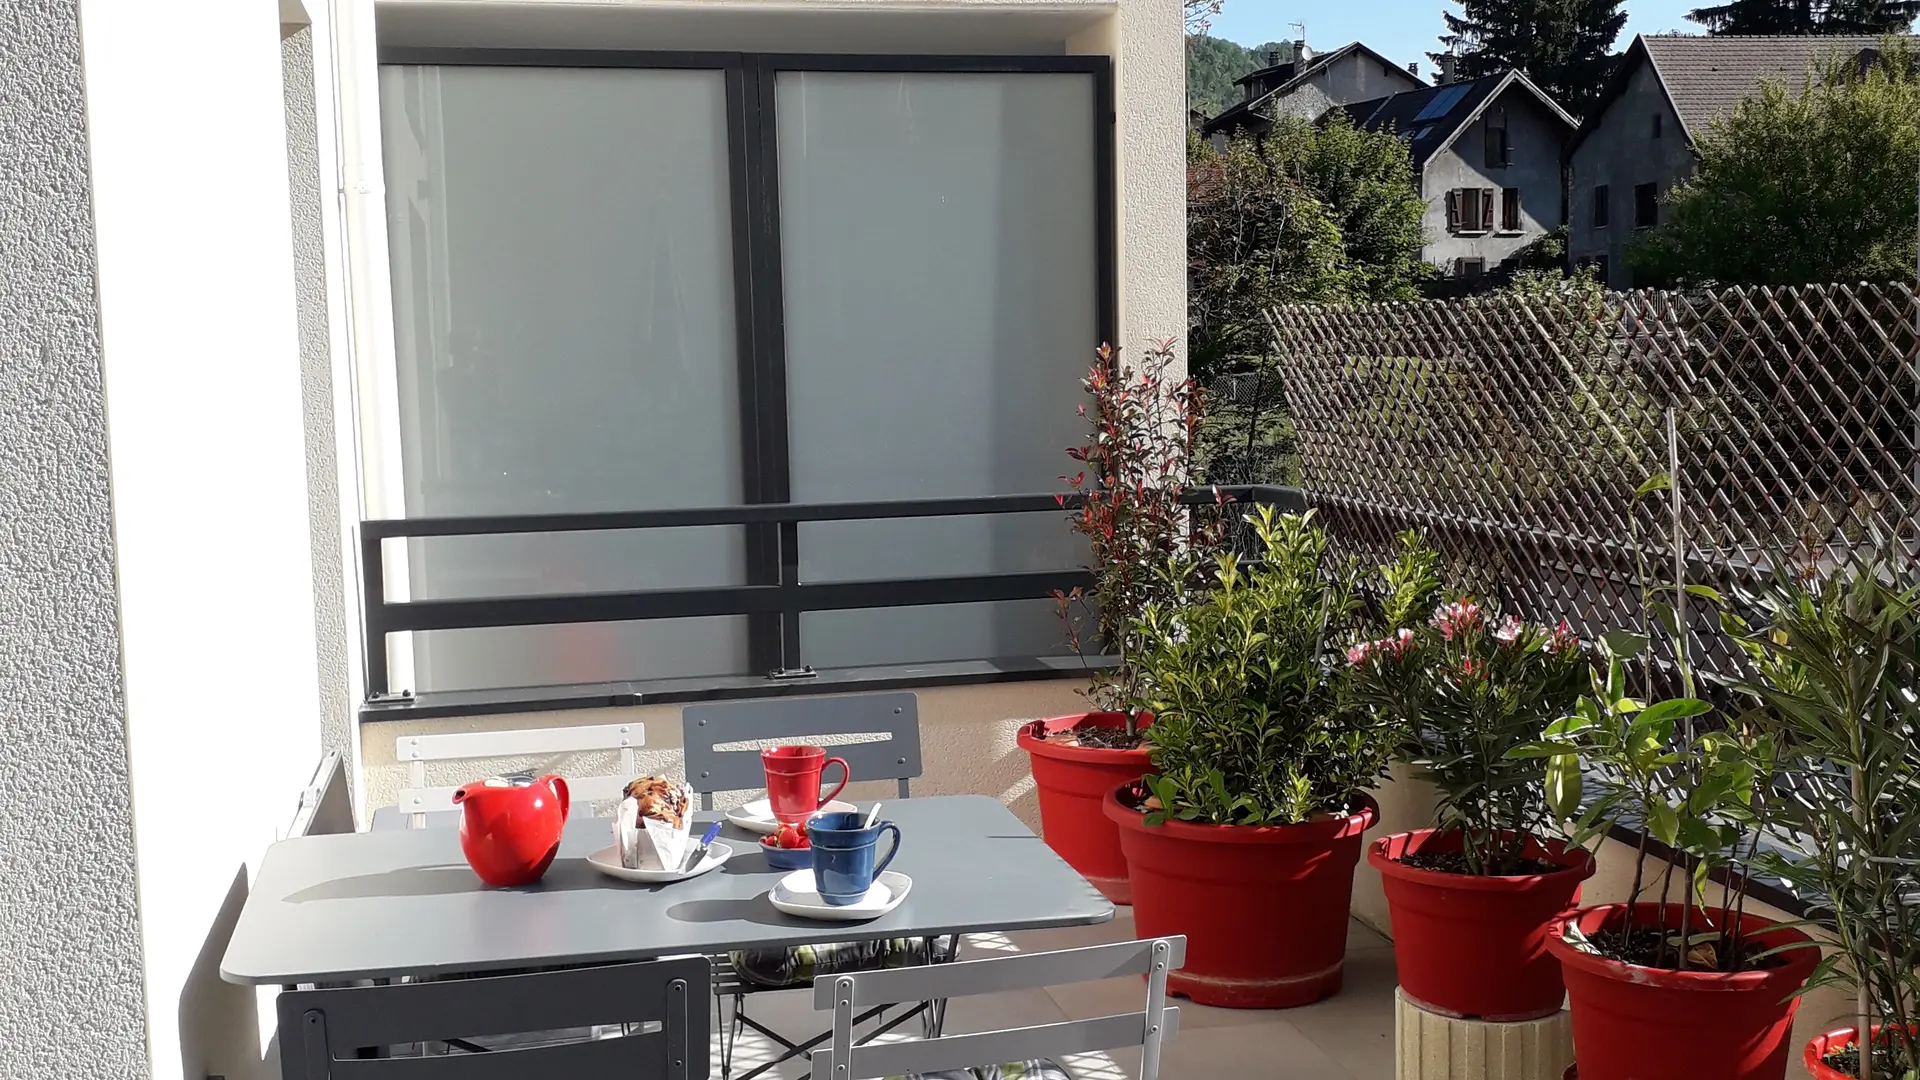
1263,281 -> 1920,678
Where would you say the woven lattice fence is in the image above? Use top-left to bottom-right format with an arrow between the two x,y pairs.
1265,281 -> 1920,676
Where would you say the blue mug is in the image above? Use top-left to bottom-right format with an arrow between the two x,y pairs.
808,811 -> 902,906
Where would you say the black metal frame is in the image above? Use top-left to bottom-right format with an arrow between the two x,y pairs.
371,47 -> 1120,691
358,486 -> 1307,704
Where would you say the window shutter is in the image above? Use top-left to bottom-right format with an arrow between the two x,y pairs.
1481,188 -> 1495,232
1446,189 -> 1460,232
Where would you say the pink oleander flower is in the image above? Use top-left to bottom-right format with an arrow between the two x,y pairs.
1346,642 -> 1373,666
1493,614 -> 1525,645
1433,600 -> 1483,641
1460,657 -> 1484,680
1392,627 -> 1416,653
1552,618 -> 1579,652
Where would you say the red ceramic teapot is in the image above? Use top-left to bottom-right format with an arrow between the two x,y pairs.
451,774 -> 570,887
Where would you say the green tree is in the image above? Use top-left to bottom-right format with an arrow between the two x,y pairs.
1268,111 -> 1433,302
1433,0 -> 1629,115
1187,36 -> 1296,117
1187,121 -> 1429,366
1687,0 -> 1918,33
1630,39 -> 1920,286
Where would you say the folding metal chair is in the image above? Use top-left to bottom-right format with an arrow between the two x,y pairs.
368,721 -> 644,829
276,957 -> 708,1080
682,693 -> 958,1080
810,936 -> 1184,1080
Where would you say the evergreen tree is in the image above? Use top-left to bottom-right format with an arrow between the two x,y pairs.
1432,0 -> 1629,115
1687,0 -> 1918,33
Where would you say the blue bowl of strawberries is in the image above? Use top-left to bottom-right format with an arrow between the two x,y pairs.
760,821 -> 814,870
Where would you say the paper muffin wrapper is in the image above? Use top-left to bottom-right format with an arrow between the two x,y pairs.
614,788 -> 695,870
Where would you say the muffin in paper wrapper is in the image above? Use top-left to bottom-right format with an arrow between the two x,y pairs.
614,778 -> 696,870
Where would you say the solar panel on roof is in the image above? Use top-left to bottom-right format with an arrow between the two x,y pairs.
1413,84 -> 1470,122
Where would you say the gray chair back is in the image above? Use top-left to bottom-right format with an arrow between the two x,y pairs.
809,937 -> 1184,1080
288,750 -> 355,839
681,693 -> 921,810
277,957 -> 707,1080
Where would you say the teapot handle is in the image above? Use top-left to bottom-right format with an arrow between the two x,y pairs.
542,775 -> 571,821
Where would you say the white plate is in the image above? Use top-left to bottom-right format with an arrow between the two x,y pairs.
768,868 -> 912,921
587,841 -> 733,883
725,798 -> 858,835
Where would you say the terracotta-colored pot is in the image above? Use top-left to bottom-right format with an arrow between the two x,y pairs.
1018,713 -> 1153,903
1369,829 -> 1595,1020
1105,783 -> 1377,1008
1546,903 -> 1818,1080
1804,1025 -> 1920,1080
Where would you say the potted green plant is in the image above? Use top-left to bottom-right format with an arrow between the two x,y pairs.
1349,579 -> 1596,1021
1725,557 -> 1920,1080
1100,506 -> 1411,1008
1020,338 -> 1220,904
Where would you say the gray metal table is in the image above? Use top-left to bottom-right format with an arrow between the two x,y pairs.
221,794 -> 1114,985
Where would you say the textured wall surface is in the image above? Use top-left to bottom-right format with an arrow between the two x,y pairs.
284,26 -> 352,759
0,1 -> 150,1077
1567,58 -> 1693,287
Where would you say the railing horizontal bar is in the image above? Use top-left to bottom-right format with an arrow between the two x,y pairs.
376,571 -> 1094,634
361,495 -> 1079,540
358,487 -> 1311,540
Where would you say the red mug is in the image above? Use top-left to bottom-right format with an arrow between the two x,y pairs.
761,745 -> 850,825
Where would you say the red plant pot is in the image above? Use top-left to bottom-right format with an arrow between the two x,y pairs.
1805,1025 -> 1920,1079
1019,714 -> 1153,904
1104,784 -> 1378,1009
1369,829 -> 1595,1021
1546,903 -> 1818,1080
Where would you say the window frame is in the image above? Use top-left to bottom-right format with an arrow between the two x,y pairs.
1483,108 -> 1510,169
1634,181 -> 1660,229
367,47 -> 1120,687
1500,187 -> 1521,233
1592,184 -> 1611,229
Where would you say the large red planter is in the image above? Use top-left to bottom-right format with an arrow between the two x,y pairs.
1546,903 -> 1818,1080
1105,784 -> 1377,1008
1805,1025 -> 1920,1079
1369,829 -> 1595,1021
1019,714 -> 1153,904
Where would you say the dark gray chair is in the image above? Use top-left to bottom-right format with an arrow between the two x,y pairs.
681,693 -> 955,1080
276,957 -> 708,1080
682,693 -> 923,809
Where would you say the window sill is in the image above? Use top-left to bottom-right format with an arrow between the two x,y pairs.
1451,230 -> 1490,238
1493,230 -> 1525,237
358,654 -> 1114,724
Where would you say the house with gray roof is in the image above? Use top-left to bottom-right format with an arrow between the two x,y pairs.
1568,33 -> 1894,287
1344,70 -> 1578,285
1203,40 -> 1425,140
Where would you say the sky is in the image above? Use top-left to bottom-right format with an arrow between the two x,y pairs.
1207,0 -> 1707,70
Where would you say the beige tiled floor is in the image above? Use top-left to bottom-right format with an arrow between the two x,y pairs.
712,910 -> 1399,1080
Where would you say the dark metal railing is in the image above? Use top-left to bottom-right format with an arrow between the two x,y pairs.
358,485 -> 1307,699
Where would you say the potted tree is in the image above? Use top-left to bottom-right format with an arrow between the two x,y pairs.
1525,631 -> 1819,1080
1725,557 -> 1920,1080
1100,506 -> 1412,1008
1349,583 -> 1597,1021
1020,339 -> 1218,904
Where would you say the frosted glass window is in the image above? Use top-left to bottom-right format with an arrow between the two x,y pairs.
776,71 -> 1098,666
380,65 -> 748,690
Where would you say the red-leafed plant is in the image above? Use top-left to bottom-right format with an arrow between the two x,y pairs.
1054,339 -> 1223,746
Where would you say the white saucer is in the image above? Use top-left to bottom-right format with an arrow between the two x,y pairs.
768,868 -> 911,921
587,841 -> 733,883
725,798 -> 858,835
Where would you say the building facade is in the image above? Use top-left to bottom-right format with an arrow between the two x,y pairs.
0,1 -> 1187,1077
1203,40 -> 1424,140
1568,33 -> 1891,287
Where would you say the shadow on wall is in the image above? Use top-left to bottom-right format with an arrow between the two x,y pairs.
179,865 -> 274,1080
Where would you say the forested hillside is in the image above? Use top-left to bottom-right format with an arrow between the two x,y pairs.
1188,35 -> 1289,116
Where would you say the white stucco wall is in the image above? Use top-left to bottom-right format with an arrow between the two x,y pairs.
0,3 -> 151,1077
78,1 -> 329,1077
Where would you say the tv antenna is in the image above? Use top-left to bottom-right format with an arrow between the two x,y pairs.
1290,21 -> 1307,41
